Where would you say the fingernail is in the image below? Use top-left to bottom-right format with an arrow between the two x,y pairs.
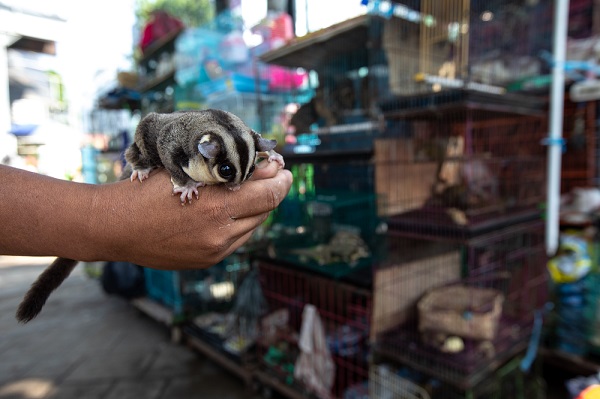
256,160 -> 269,169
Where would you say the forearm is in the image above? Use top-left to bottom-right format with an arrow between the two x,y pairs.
0,165 -> 100,260
0,162 -> 292,269
0,165 -> 182,264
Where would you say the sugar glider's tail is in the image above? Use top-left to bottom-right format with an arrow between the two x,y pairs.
16,258 -> 79,323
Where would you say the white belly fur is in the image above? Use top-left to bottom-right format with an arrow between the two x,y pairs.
182,156 -> 222,184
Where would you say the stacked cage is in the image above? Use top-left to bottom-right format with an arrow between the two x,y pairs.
561,99 -> 598,193
367,0 -> 552,397
252,13 -> 386,398
369,354 -> 545,399
375,0 -> 552,98
258,12 -> 389,281
249,0 -> 558,396
150,9 -> 316,385
376,112 -> 547,236
372,221 -> 548,396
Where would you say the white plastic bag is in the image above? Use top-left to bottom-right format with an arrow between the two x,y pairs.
294,304 -> 335,399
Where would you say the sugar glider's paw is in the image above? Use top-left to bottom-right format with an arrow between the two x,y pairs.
130,168 -> 153,182
266,150 -> 285,169
172,180 -> 205,204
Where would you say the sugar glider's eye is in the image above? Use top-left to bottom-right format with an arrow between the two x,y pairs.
247,164 -> 255,179
218,162 -> 235,178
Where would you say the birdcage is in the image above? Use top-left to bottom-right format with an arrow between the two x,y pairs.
371,219 -> 548,390
359,1 -> 555,235
369,363 -> 431,399
254,261 -> 372,399
375,108 -> 548,237
255,4 -> 554,397
369,355 -> 546,399
375,0 -> 553,97
561,99 -> 598,193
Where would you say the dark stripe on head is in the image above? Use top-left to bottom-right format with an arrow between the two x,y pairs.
208,109 -> 254,183
209,109 -> 236,132
205,132 -> 239,184
233,134 -> 251,182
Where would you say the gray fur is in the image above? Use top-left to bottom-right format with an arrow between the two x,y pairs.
126,109 -> 280,192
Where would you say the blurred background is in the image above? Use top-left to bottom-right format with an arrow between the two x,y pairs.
3,1 -> 600,399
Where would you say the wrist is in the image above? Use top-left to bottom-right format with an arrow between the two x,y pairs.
83,181 -> 132,263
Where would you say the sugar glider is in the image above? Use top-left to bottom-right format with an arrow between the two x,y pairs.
16,109 -> 284,323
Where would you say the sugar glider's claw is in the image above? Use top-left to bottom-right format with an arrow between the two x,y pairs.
266,150 -> 285,169
130,168 -> 152,182
172,181 -> 205,204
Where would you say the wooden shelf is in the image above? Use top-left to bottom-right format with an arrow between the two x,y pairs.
259,14 -> 371,70
281,148 -> 373,164
379,89 -> 547,121
183,328 -> 254,386
253,370 -> 308,399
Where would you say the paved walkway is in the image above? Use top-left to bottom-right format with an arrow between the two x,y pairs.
0,257 -> 260,399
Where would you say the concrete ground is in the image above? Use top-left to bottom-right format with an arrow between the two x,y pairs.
0,256 -> 261,399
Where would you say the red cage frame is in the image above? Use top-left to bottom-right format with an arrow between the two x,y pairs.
255,260 -> 372,399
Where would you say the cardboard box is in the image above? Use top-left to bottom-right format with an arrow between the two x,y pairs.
371,249 -> 461,340
374,138 -> 438,216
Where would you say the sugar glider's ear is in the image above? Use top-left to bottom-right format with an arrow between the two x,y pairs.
198,134 -> 220,159
252,130 -> 277,152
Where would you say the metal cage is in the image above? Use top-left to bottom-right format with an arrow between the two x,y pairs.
255,261 -> 372,399
372,219 -> 548,391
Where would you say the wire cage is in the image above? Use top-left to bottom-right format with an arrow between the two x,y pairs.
255,261 -> 372,399
369,354 -> 546,399
375,109 -> 548,238
369,363 -> 431,399
254,3 -> 558,397
371,219 -> 548,390
544,269 -> 600,358
561,99 -> 599,193
260,14 -> 389,155
376,0 -> 553,98
265,158 -> 385,280
370,0 -> 554,238
265,180 -> 385,280
143,254 -> 251,321
585,273 -> 600,356
181,267 -> 269,372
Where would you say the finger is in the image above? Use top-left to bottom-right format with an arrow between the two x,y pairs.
221,169 -> 292,220
220,210 -> 270,233
141,216 -> 264,270
221,229 -> 256,259
250,158 -> 283,181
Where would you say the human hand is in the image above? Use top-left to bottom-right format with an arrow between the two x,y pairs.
88,159 -> 292,269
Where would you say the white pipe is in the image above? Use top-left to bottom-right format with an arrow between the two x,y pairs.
546,0 -> 569,256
